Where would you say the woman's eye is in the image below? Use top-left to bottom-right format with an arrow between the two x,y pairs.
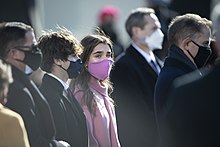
106,54 -> 111,58
106,52 -> 112,58
95,55 -> 102,58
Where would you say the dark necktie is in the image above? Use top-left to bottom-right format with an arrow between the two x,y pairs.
150,60 -> 159,74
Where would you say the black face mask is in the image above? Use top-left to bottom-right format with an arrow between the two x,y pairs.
189,40 -> 212,68
15,45 -> 42,71
67,59 -> 82,79
55,59 -> 82,79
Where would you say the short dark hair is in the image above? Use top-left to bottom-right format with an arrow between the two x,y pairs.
168,13 -> 212,46
0,22 -> 33,58
125,7 -> 155,37
38,27 -> 83,73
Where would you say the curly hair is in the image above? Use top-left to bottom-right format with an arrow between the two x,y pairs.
38,27 -> 83,73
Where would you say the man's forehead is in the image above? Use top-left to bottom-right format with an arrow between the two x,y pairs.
145,13 -> 161,28
24,31 -> 36,46
197,29 -> 212,46
149,13 -> 158,21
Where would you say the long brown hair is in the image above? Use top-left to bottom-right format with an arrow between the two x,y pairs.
71,29 -> 114,115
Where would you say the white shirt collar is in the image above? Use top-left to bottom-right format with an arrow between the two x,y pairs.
47,73 -> 69,90
131,41 -> 157,63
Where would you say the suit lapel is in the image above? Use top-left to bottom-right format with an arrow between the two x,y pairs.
62,88 -> 86,124
126,45 -> 159,77
43,74 -> 85,122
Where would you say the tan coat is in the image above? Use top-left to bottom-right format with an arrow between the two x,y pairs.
0,104 -> 30,147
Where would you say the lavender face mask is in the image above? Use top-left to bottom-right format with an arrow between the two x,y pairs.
88,59 -> 113,80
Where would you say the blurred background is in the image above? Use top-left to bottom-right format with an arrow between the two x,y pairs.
39,0 -> 146,48
0,0 -> 219,53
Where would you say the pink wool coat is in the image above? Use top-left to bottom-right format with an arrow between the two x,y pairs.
73,77 -> 121,147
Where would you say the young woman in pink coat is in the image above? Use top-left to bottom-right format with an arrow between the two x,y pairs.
70,30 -> 121,147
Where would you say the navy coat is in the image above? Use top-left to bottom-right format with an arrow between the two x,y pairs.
154,44 -> 199,118
159,63 -> 220,147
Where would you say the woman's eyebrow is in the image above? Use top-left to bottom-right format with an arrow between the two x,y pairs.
106,51 -> 112,54
92,51 -> 103,55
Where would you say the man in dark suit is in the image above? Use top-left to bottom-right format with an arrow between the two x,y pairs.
154,13 -> 212,121
157,3 -> 220,147
38,28 -> 88,147
0,22 -> 68,147
110,7 -> 164,147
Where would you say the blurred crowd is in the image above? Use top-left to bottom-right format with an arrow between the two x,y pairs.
1,0 -> 220,147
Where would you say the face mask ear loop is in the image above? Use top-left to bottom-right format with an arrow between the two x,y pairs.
54,63 -> 67,72
186,40 -> 198,59
186,49 -> 194,59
